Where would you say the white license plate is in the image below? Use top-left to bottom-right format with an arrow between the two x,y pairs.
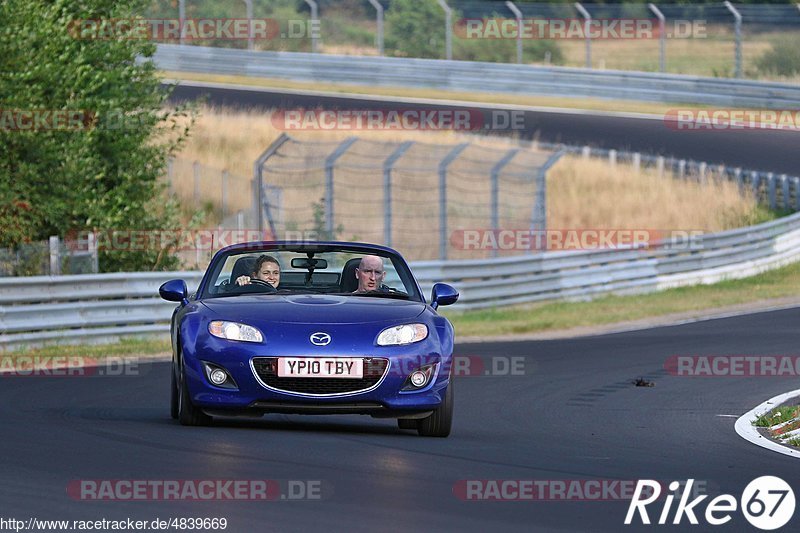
277,358 -> 363,378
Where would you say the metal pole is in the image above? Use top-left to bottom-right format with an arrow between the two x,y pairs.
490,149 -> 519,257
724,1 -> 742,78
437,0 -> 453,60
325,137 -> 358,238
531,150 -> 565,253
49,236 -> 61,276
438,143 -> 469,260
574,2 -> 591,68
253,133 -> 291,236
368,0 -> 384,56
648,3 -> 665,72
243,0 -> 254,50
304,0 -> 319,53
179,0 -> 186,46
383,141 -> 414,247
505,1 -> 523,64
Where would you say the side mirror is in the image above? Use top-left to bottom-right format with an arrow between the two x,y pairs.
159,279 -> 188,305
431,283 -> 459,310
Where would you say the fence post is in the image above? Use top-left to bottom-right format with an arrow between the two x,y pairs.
794,178 -> 800,211
724,1 -> 742,78
253,133 -> 291,237
490,149 -> 520,257
581,145 -> 591,159
243,0 -> 254,50
678,159 -> 686,179
608,149 -> 617,166
304,0 -> 319,53
698,162 -> 707,183
383,141 -> 414,247
574,2 -> 592,68
531,150 -> 565,253
751,171 -> 760,201
656,156 -> 665,178
781,174 -> 790,210
437,0 -> 453,60
325,137 -> 358,238
632,152 -> 641,174
648,3 -> 666,72
49,236 -> 61,276
367,0 -> 384,55
88,232 -> 98,273
767,173 -> 776,210
439,143 -> 470,260
178,0 -> 186,45
506,1 -> 523,64
735,168 -> 743,191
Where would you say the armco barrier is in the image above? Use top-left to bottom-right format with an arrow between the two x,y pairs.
2,212 -> 800,349
152,44 -> 800,109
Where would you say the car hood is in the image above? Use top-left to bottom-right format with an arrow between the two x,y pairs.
199,294 -> 427,325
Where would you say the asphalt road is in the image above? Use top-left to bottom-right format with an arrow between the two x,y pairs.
3,307 -> 800,532
168,83 -> 800,175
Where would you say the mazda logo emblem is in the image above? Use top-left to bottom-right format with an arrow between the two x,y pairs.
310,332 -> 331,346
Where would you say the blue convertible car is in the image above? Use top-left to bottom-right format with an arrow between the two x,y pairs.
159,241 -> 459,437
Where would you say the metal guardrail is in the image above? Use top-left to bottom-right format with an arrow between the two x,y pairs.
153,44 -> 800,108
2,211 -> 800,349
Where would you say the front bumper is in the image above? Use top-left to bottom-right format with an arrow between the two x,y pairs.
181,338 -> 451,417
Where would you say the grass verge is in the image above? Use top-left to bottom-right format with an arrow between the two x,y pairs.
2,337 -> 170,360
754,406 -> 800,428
442,259 -> 800,337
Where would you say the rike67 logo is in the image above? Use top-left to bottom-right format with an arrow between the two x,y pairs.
625,477 -> 795,530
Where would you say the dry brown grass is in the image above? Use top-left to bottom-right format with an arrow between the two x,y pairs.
168,105 -> 762,259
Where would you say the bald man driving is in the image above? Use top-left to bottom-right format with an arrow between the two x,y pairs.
353,255 -> 385,293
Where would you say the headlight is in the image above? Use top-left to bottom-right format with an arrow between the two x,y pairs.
377,324 -> 428,346
208,321 -> 263,343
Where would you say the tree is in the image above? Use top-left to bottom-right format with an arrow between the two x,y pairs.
0,0 -> 194,271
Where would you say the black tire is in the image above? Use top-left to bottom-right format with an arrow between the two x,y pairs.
397,418 -> 418,430
177,362 -> 212,426
170,367 -> 179,420
417,380 -> 453,438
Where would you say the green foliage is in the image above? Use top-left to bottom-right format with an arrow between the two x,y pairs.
385,0 -> 562,64
311,197 -> 343,240
756,38 -> 800,77
385,0 -> 446,59
0,0 -> 196,272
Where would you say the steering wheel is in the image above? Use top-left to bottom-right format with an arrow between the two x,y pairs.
239,279 -> 277,293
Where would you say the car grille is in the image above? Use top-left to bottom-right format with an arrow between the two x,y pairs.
251,357 -> 389,395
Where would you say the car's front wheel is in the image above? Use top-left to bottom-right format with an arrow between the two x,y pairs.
177,361 -> 212,426
417,380 -> 453,438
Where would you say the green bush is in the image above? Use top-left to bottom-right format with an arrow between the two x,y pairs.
0,0 -> 196,272
756,38 -> 800,77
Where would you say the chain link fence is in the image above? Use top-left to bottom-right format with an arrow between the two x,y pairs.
250,134 -> 558,261
0,236 -> 98,277
144,1 -> 800,79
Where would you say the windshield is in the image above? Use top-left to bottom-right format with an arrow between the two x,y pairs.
200,246 -> 423,302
